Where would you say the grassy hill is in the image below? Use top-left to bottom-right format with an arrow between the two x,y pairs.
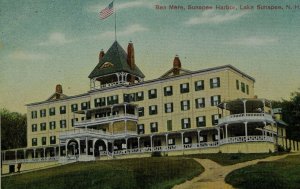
225,154 -> 300,189
2,157 -> 203,189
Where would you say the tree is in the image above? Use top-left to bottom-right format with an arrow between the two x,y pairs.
1,108 -> 27,150
272,89 -> 300,140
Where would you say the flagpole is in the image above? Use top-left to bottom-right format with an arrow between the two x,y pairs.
114,0 -> 117,41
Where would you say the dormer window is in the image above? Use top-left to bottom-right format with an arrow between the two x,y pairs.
100,62 -> 114,69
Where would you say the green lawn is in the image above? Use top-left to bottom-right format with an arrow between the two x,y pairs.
2,157 -> 203,189
186,153 -> 276,165
225,155 -> 300,189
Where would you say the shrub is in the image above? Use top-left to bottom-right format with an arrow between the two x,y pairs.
151,151 -> 162,157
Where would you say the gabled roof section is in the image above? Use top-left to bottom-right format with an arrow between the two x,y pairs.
47,93 -> 68,101
88,41 -> 145,79
160,68 -> 192,78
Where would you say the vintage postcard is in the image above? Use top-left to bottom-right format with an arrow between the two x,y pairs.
1,0 -> 300,188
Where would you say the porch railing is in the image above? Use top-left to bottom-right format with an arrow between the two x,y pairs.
218,113 -> 274,125
2,135 -> 275,164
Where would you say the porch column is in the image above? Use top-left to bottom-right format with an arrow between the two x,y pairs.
43,148 -> 46,158
243,100 -> 247,116
15,150 -> 17,161
23,149 -> 26,159
125,138 -> 128,151
165,134 -> 168,147
181,132 -> 184,149
105,141 -> 108,156
124,104 -> 127,116
112,140 -> 114,157
59,145 -> 61,157
198,130 -> 201,146
263,122 -> 266,138
92,140 -> 95,157
244,122 -> 248,142
85,137 -> 88,156
225,124 -> 228,139
33,149 -> 36,158
65,142 -> 68,156
76,139 -> 81,156
150,135 -> 153,150
137,137 -> 140,150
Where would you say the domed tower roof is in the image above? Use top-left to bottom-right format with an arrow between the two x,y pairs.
88,41 -> 145,79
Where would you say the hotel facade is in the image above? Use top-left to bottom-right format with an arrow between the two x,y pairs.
2,41 -> 297,171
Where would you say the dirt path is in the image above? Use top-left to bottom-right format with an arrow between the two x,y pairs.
173,153 -> 299,189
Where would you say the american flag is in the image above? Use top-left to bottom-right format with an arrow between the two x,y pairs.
99,1 -> 114,19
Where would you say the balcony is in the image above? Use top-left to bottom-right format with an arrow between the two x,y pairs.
74,114 -> 138,127
59,128 -> 138,140
218,113 -> 274,125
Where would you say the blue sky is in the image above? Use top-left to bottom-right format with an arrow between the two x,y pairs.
0,0 -> 299,113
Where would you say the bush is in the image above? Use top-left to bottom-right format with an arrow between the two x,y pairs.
277,145 -> 285,152
151,151 -> 162,157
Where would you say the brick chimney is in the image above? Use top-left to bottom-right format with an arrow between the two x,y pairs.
99,49 -> 105,61
127,41 -> 135,70
173,55 -> 181,75
55,84 -> 63,99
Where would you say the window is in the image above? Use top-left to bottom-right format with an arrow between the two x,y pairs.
211,95 -> 221,106
180,83 -> 189,93
94,97 -> 106,107
181,118 -> 191,129
71,118 -> 78,127
71,104 -> 78,112
136,91 -> 144,101
60,120 -> 66,128
40,109 -> 46,117
138,107 -> 144,117
236,80 -> 240,90
32,124 -> 37,132
167,120 -> 172,131
212,114 -> 221,125
31,111 -> 37,119
164,86 -> 173,96
50,136 -> 56,144
81,102 -> 90,110
32,138 -> 37,146
246,85 -> 249,94
181,100 -> 190,111
60,106 -> 66,114
138,124 -> 144,134
148,89 -> 157,99
196,116 -> 206,127
40,122 -> 46,131
107,95 -> 118,105
210,77 -> 220,88
149,105 -> 158,115
49,107 -> 55,116
241,82 -> 245,93
184,137 -> 192,144
168,138 -> 175,145
150,122 -> 158,133
195,80 -> 204,91
195,98 -> 205,108
164,103 -> 173,113
50,121 -> 56,130
42,137 -> 46,145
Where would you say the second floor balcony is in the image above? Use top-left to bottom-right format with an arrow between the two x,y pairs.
74,113 -> 138,127
218,113 -> 274,125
